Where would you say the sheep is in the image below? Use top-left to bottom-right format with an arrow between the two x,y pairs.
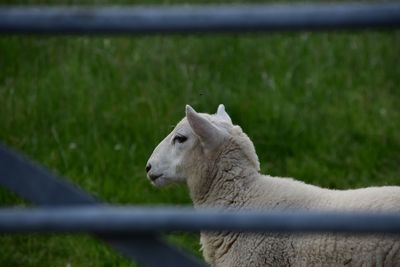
146,104 -> 400,267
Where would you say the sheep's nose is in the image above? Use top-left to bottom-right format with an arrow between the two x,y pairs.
145,163 -> 152,173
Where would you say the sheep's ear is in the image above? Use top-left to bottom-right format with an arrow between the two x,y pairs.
186,105 -> 222,149
216,104 -> 232,124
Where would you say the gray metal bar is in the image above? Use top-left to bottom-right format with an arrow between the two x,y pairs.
0,145 -> 205,267
0,3 -> 400,35
0,206 -> 400,234
0,146 -> 96,206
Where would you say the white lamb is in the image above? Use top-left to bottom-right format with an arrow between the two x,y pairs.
146,104 -> 400,267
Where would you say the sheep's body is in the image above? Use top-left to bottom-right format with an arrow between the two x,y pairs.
146,105 -> 400,267
195,174 -> 400,266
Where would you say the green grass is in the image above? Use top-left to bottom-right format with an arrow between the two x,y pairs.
0,4 -> 400,266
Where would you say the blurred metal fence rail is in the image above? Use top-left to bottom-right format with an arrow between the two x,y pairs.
1,206 -> 400,234
0,3 -> 400,35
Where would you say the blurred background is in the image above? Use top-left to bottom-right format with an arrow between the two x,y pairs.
0,0 -> 399,266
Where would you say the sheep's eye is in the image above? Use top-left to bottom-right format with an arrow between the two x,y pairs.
173,135 -> 188,144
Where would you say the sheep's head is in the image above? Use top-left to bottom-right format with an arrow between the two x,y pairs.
146,104 -> 259,187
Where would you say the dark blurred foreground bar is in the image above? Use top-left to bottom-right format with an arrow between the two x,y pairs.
0,3 -> 400,35
1,206 -> 400,234
0,146 -> 205,267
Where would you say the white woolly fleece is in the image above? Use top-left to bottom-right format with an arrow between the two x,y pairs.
147,105 -> 400,267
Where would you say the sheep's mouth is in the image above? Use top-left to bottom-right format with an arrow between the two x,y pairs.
149,173 -> 163,182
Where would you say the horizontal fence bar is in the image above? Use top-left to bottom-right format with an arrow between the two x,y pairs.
1,206 -> 400,234
0,3 -> 400,35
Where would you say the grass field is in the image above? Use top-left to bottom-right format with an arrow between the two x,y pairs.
1,2 -> 400,266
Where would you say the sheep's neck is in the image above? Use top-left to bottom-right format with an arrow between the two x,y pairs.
187,156 -> 259,209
